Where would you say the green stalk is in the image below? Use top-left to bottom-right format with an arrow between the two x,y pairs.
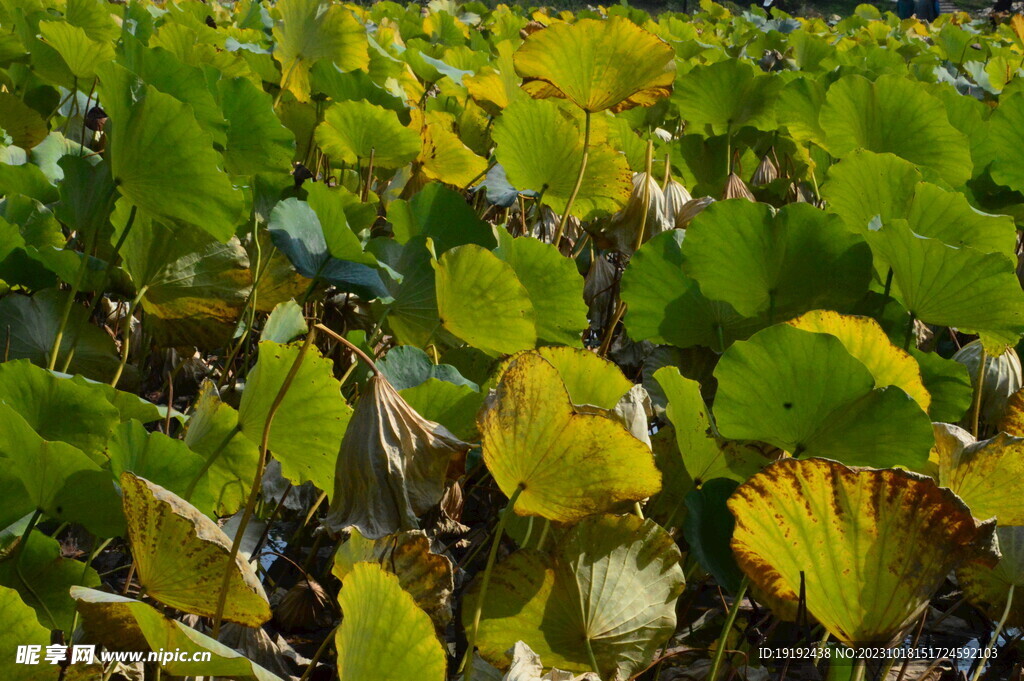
297,623 -> 340,681
552,110 -> 591,249
211,329 -> 317,637
707,576 -> 749,681
970,583 -> 1014,681
972,345 -> 987,438
848,657 -> 867,681
109,286 -> 147,389
461,485 -> 525,681
632,139 -> 655,254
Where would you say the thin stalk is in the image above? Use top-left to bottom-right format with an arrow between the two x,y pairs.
553,110 -> 591,248
211,329 -> 317,637
16,511 -> 58,630
707,576 -> 749,681
297,623 -> 340,681
109,286 -> 147,388
849,658 -> 867,681
47,219 -> 103,371
314,323 -> 378,374
461,485 -> 525,681
970,584 -> 1014,681
598,301 -> 627,357
584,636 -> 601,676
632,140 -> 655,254
903,312 -> 916,351
972,345 -> 987,438
361,148 -> 375,202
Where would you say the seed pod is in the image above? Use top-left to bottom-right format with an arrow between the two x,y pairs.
954,340 -> 1023,430
675,196 -> 716,228
723,172 -> 755,201
663,178 -> 693,230
273,579 -> 333,633
751,153 -> 779,186
324,374 -> 470,539
591,171 -> 669,253
584,254 -> 617,331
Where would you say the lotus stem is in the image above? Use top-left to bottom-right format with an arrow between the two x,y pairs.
708,575 -> 749,681
848,657 -> 867,681
970,583 -> 1014,681
314,323 -> 378,375
15,510 -> 58,631
584,636 -> 601,676
553,110 -> 591,249
461,484 -> 525,681
212,329 -> 316,637
971,345 -> 987,438
633,139 -> 655,254
903,312 -> 916,352
298,622 -> 341,681
109,286 -> 147,389
361,148 -> 375,202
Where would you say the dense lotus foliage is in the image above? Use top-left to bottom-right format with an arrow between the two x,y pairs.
3,0 -> 1024,680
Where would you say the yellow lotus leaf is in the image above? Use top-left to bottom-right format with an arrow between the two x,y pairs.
728,457 -> 996,645
957,526 -> 1024,628
513,16 -> 675,113
413,110 -> 488,187
479,352 -> 660,522
489,346 -> 633,410
787,310 -> 930,411
934,423 -> 1024,525
120,473 -> 271,627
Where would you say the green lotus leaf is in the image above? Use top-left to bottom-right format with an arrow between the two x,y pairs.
823,151 -> 1016,258
0,527 -> 100,632
493,97 -> 632,219
466,514 -> 684,678
0,402 -> 123,537
71,587 -> 284,680
182,382 -> 260,517
934,427 -> 1024,525
490,346 -> 633,410
683,479 -> 744,594
306,183 -> 379,264
39,21 -> 113,79
400,378 -> 483,441
98,65 -> 244,242
729,457 -> 997,644
654,366 -> 765,483
120,472 -> 271,627
315,100 -> 420,168
673,59 -> 782,135
621,230 -> 764,351
262,300 -> 308,344
957,526 -> 1024,628
820,74 -> 971,186
120,211 -> 252,350
787,310 -> 931,412
388,182 -> 497,253
494,232 -> 587,347
0,359 -> 118,459
714,324 -> 934,468
376,237 -> 441,347
0,93 -> 48,150
513,17 -> 675,113
912,348 -> 973,423
413,110 -> 488,188
239,340 -> 352,494
434,244 -> 537,356
0,585 -> 51,681
336,562 -> 446,681
0,290 -> 121,382
58,373 -> 165,424
681,201 -> 872,319
377,345 -> 478,391
864,219 -> 1024,344
981,92 -> 1024,194
273,0 -> 369,102
218,77 -> 296,176
333,528 -> 454,629
480,352 -> 660,522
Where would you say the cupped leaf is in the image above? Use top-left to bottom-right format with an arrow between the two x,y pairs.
466,514 -> 684,678
336,562 -> 446,681
513,17 -> 675,113
491,345 -> 634,410
957,526 -> 1024,628
729,457 -> 997,644
434,244 -> 537,356
239,340 -> 352,494
493,97 -> 632,219
72,588 -> 284,680
480,352 -> 660,522
787,310 -> 930,412
681,201 -> 872,319
315,100 -> 420,168
713,324 -> 934,468
934,426 -> 1024,525
120,472 -> 271,627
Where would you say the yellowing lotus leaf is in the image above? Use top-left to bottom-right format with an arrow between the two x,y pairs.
315,100 -> 420,168
935,425 -> 1024,525
787,310 -> 931,411
480,352 -> 660,522
414,110 -> 489,187
336,562 -> 446,681
120,472 -> 271,627
957,526 -> 1024,628
513,17 -> 675,113
728,457 -> 997,645
324,374 -> 470,540
490,346 -> 634,410
465,514 -> 684,678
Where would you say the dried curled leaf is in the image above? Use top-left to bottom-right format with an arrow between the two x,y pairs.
325,374 -> 470,539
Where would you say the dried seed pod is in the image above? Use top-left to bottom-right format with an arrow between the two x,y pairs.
954,340 -> 1023,431
273,579 -> 333,633
751,153 -> 779,186
723,172 -> 755,201
663,178 -> 693,230
583,254 -> 617,331
324,374 -> 470,539
675,196 -> 716,228
84,106 -> 107,132
591,171 -> 669,254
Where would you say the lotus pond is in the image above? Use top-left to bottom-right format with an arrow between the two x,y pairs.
3,0 -> 1024,680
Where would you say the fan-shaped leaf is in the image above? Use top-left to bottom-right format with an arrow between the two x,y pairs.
315,100 -> 420,168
